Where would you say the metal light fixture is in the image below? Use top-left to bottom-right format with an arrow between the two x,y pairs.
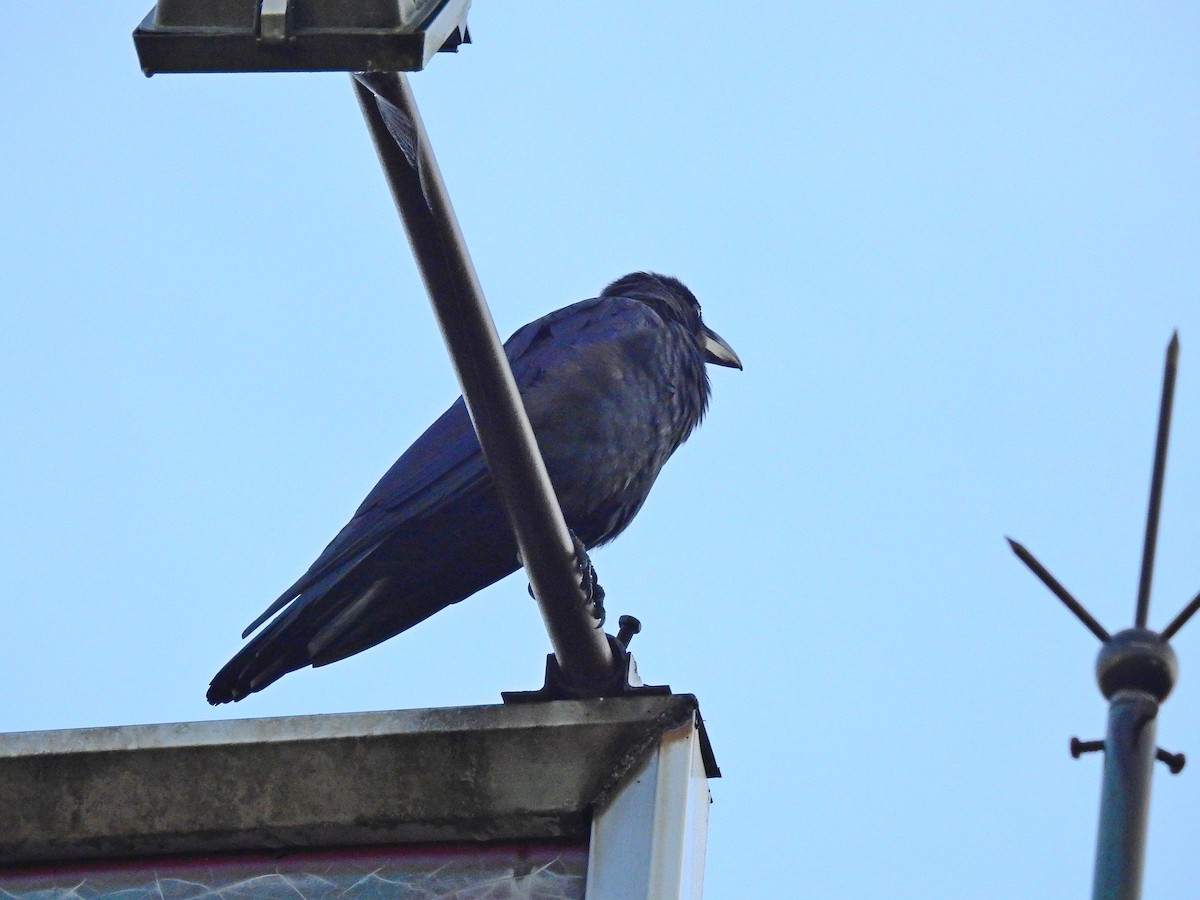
133,0 -> 470,75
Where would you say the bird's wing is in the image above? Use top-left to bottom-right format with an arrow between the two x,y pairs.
241,397 -> 489,637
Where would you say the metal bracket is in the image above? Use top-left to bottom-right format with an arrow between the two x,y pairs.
258,0 -> 290,44
502,617 -> 670,703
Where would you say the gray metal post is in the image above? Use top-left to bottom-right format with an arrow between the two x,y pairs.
1087,623 -> 1179,900
1092,690 -> 1158,900
350,72 -> 616,692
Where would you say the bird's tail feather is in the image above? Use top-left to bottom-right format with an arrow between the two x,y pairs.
307,578 -> 390,661
241,538 -> 385,639
208,571 -> 378,704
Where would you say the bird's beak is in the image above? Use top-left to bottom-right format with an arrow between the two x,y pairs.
702,326 -> 742,370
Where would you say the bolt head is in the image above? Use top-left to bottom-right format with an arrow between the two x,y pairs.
1096,628 -> 1178,701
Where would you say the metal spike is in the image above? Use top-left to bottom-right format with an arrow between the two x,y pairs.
1160,587 -> 1200,642
1135,332 -> 1179,628
1007,538 -> 1111,642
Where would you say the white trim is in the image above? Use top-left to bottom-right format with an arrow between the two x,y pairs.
586,713 -> 711,898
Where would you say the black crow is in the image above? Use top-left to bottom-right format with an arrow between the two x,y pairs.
207,272 -> 740,703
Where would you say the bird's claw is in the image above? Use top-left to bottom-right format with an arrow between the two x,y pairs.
523,531 -> 605,626
570,530 -> 606,627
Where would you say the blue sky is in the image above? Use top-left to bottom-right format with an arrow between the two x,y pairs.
2,3 -> 1199,896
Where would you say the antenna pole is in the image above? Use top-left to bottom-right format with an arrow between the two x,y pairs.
1010,333 -> 1191,900
1090,334 -> 1184,899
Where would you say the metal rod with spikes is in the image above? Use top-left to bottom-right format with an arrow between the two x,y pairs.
1010,333 -> 1192,900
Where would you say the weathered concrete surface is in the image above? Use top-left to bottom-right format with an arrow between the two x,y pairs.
0,695 -> 700,865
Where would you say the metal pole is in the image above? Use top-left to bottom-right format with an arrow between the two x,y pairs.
1092,690 -> 1160,900
350,71 -> 615,691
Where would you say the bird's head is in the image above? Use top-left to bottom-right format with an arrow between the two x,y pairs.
601,272 -> 742,370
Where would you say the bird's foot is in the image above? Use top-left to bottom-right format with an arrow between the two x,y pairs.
570,529 -> 606,627
522,531 -> 605,626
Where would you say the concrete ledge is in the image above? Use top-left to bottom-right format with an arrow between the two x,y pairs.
0,695 -> 700,865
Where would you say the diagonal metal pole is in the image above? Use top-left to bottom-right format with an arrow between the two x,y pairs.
351,71 -> 615,692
